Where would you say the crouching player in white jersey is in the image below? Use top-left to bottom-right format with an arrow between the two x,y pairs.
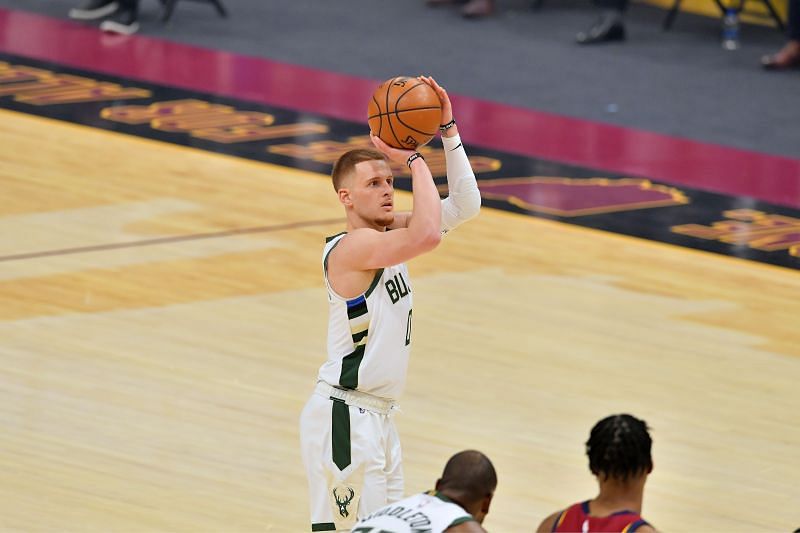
299,76 -> 482,532
350,450 -> 497,533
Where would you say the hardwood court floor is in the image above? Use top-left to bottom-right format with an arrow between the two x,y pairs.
1,109 -> 798,532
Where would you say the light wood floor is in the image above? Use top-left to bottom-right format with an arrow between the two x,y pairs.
1,109 -> 798,532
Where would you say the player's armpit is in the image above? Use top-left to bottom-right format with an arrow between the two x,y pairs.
335,226 -> 440,271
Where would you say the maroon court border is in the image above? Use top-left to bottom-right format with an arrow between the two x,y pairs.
1,7 -> 798,208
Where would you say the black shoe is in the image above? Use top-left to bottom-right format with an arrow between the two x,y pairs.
760,43 -> 800,70
576,19 -> 626,44
68,0 -> 119,20
761,53 -> 800,70
100,9 -> 139,34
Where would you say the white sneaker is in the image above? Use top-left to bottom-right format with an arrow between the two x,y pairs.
68,0 -> 119,20
100,10 -> 140,34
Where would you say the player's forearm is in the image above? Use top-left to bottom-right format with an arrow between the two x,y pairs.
443,133 -> 474,190
441,132 -> 481,232
408,156 -> 442,245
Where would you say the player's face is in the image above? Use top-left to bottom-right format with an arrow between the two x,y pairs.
350,159 -> 395,227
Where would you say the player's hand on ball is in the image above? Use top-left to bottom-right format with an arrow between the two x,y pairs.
370,133 -> 417,166
419,75 -> 452,128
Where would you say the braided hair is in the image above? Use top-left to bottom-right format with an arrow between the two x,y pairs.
586,414 -> 652,482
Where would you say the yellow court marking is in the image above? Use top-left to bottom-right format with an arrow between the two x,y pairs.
640,0 -> 787,25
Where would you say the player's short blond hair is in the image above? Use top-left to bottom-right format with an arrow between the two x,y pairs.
331,148 -> 387,191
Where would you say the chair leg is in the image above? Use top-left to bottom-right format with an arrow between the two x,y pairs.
161,0 -> 178,22
662,0 -> 682,29
711,0 -> 727,17
761,0 -> 785,31
209,0 -> 228,18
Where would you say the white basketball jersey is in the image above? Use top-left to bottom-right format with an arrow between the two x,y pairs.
318,232 -> 413,400
351,491 -> 474,533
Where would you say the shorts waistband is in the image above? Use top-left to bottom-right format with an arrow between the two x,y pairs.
315,381 -> 397,416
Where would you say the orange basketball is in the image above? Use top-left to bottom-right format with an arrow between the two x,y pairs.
367,76 -> 442,150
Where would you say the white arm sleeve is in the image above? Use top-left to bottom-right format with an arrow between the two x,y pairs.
440,133 -> 481,234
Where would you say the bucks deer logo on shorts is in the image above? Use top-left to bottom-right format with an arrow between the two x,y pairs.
333,487 -> 355,518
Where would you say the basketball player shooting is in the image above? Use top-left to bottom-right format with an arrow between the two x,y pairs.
298,75 -> 481,532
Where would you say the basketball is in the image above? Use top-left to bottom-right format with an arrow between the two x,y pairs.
367,76 -> 442,150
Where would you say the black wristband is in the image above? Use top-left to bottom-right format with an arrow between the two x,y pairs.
439,119 -> 456,132
406,152 -> 424,167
